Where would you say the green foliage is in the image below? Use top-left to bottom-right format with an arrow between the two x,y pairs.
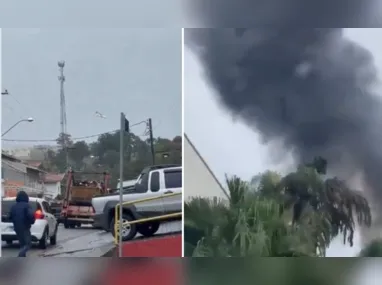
185,158 -> 372,257
41,131 -> 181,188
358,239 -> 382,257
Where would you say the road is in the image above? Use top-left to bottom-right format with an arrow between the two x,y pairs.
1,221 -> 181,257
1,224 -> 101,257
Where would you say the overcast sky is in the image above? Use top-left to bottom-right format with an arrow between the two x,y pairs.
184,28 -> 382,257
1,28 -> 181,148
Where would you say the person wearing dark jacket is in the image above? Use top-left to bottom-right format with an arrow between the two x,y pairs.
9,191 -> 36,257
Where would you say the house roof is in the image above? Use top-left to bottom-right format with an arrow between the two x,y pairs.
26,161 -> 43,168
2,152 -> 22,162
184,133 -> 229,198
44,173 -> 65,183
2,152 -> 46,174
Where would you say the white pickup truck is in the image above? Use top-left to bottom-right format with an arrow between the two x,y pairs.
91,164 -> 182,241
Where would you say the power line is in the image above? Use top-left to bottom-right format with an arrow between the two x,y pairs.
1,121 -> 148,142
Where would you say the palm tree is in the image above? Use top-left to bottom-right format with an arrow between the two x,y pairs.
184,158 -> 372,257
184,175 -> 317,257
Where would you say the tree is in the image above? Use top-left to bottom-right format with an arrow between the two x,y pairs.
56,132 -> 73,148
68,141 -> 90,169
185,175 -> 316,257
358,239 -> 382,257
39,130 -> 182,188
185,160 -> 372,257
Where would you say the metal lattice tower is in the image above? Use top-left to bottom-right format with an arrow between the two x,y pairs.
58,61 -> 69,168
58,61 -> 67,135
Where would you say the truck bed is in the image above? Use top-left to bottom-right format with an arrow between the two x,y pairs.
70,186 -> 102,202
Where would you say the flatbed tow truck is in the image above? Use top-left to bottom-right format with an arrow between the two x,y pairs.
60,170 -> 110,228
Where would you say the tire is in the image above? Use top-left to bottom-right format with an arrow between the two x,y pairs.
50,225 -> 58,245
39,228 -> 49,249
111,213 -> 137,242
138,222 -> 160,237
64,220 -> 70,229
5,240 -> 12,245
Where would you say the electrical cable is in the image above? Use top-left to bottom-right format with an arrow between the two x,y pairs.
2,120 -> 149,142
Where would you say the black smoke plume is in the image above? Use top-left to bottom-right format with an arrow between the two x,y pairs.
186,2 -> 382,226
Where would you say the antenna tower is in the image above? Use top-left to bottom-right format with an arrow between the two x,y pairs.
58,61 -> 69,166
58,61 -> 67,135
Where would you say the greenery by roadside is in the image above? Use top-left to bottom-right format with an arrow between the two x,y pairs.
40,131 -> 181,188
184,157 -> 381,257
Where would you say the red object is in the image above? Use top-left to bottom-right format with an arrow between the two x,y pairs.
34,210 -> 45,219
121,234 -> 182,257
99,260 -> 182,285
61,170 -> 110,220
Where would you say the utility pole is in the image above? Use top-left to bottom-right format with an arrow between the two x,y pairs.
118,113 -> 129,257
148,118 -> 155,165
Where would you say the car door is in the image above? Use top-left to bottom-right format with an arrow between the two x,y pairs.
42,201 -> 56,236
161,168 -> 182,214
134,170 -> 166,218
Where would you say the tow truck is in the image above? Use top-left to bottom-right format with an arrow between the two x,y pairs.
60,170 -> 110,229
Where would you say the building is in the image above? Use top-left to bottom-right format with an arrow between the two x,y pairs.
184,134 -> 228,200
43,173 -> 65,199
1,152 -> 46,197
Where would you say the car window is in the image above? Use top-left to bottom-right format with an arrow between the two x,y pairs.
1,200 -> 38,214
150,171 -> 160,192
164,170 -> 182,189
135,173 -> 149,193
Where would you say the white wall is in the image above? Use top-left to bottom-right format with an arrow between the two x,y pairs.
184,134 -> 227,200
44,182 -> 61,199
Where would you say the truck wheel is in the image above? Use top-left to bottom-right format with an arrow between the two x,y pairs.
111,213 -> 137,242
64,220 -> 70,229
138,222 -> 160,237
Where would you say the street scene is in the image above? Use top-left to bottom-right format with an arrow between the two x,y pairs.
1,28 -> 182,257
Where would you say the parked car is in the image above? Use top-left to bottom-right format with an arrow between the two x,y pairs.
1,197 -> 58,249
92,164 -> 182,241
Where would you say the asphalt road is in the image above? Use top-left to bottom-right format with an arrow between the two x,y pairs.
1,224 -> 101,257
1,221 -> 181,257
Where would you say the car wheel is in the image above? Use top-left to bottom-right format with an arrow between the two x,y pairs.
110,213 -> 137,242
138,222 -> 160,237
39,228 -> 49,249
50,225 -> 58,245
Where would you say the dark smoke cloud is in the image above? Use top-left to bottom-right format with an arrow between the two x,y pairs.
185,3 -> 382,217
186,0 -> 382,27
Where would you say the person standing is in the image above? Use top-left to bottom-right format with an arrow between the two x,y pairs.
9,191 -> 36,257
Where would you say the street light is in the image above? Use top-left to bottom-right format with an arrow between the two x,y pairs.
2,118 -> 34,137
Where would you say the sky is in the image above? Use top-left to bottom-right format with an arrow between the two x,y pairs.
184,28 -> 382,257
1,28 -> 182,149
